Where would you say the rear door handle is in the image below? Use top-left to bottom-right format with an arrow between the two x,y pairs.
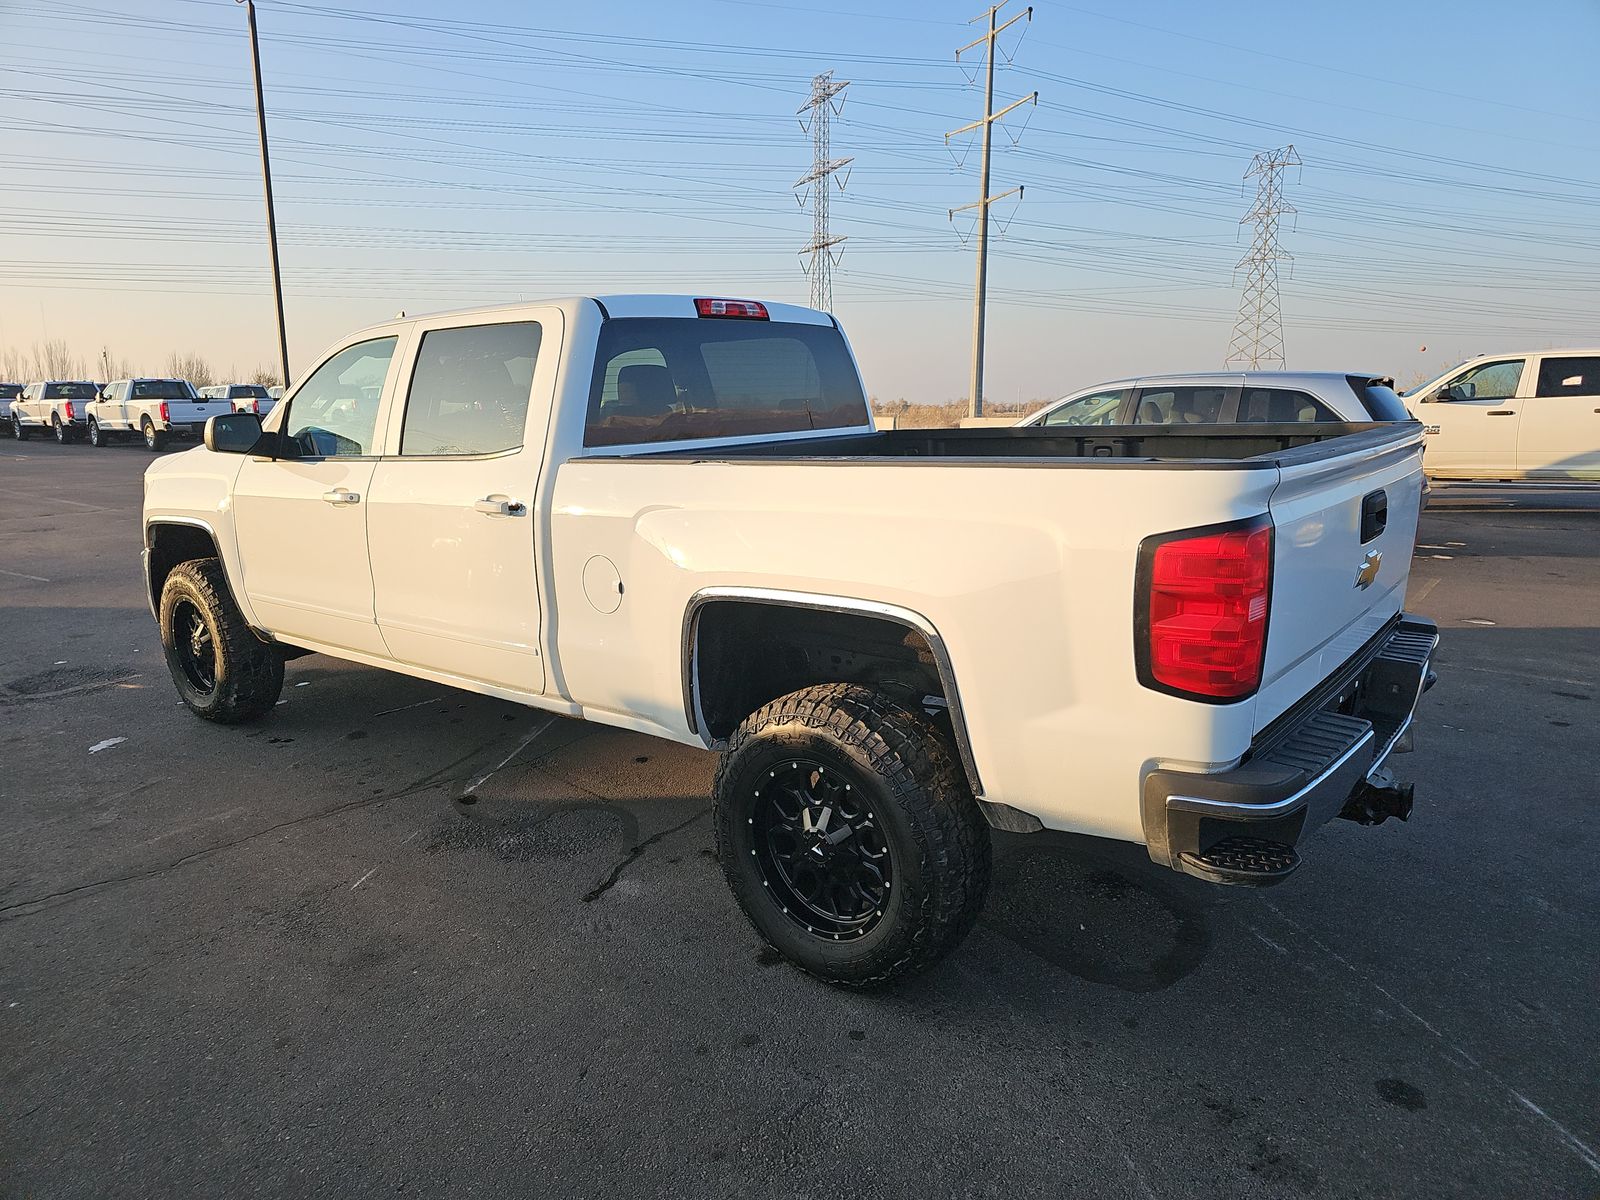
473,496 -> 526,516
1487,410 -> 1516,416
321,488 -> 361,505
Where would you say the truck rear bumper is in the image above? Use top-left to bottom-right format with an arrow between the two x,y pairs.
1142,614 -> 1439,885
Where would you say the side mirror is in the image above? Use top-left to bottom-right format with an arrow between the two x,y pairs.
1441,382 -> 1474,402
205,411 -> 263,454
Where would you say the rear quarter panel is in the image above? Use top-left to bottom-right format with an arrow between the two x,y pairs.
549,456 -> 1281,842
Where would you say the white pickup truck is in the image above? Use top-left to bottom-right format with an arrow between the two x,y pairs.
141,295 -> 1438,985
87,379 -> 234,451
10,380 -> 101,443
198,383 -> 277,418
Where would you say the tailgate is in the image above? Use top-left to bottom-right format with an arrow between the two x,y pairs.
167,400 -> 226,423
1253,427 -> 1425,733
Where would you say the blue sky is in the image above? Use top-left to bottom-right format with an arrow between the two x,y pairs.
3,0 -> 1598,400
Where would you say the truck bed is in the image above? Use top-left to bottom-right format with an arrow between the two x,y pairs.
612,421 -> 1413,466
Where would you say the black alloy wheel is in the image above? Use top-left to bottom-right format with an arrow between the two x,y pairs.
751,756 -> 893,939
171,597 -> 217,695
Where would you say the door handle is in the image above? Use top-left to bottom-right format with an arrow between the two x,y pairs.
321,489 -> 361,504
1487,410 -> 1516,416
473,496 -> 526,516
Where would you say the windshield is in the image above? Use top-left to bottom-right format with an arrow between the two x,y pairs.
229,385 -> 269,399
43,382 -> 99,400
132,380 -> 194,400
584,318 -> 869,447
1400,365 -> 1462,398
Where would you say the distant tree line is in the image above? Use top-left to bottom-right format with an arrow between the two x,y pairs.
0,340 -> 281,389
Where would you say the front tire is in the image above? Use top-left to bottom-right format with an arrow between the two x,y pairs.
11,414 -> 27,441
159,558 -> 284,723
88,418 -> 107,447
714,683 -> 991,987
143,417 -> 168,452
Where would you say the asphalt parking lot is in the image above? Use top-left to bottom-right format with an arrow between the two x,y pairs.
3,439 -> 1597,1199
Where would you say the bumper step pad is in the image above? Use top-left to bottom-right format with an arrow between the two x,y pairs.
1179,835 -> 1300,885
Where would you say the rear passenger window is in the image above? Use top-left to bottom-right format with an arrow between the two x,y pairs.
1237,388 -> 1338,423
1536,357 -> 1600,397
1133,387 -> 1228,424
399,322 -> 540,456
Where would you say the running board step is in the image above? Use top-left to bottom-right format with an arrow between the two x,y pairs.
1178,836 -> 1300,886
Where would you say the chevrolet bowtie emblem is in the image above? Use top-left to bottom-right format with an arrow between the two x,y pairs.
1355,550 -> 1383,590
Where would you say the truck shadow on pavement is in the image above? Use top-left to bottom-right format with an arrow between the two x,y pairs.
982,831 -> 1214,993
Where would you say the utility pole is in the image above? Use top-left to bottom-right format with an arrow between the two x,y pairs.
949,3 -> 1035,419
796,72 -> 851,313
240,0 -> 291,389
1225,145 -> 1300,369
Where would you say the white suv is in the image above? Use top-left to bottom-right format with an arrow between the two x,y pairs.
1402,350 -> 1600,481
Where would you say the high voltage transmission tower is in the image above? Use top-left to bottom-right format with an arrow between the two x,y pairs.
796,71 -> 851,312
1225,144 -> 1301,369
949,2 -> 1036,418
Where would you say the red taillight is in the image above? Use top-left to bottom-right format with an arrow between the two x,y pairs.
63,401 -> 75,421
694,297 -> 768,320
1136,516 -> 1272,701
251,400 -> 260,415
160,401 -> 170,423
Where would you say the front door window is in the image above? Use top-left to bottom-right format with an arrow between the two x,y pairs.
1441,359 -> 1523,402
281,337 -> 397,457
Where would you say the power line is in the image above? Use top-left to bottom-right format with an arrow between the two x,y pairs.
795,71 -> 850,312
1225,145 -> 1300,369
947,2 -> 1035,419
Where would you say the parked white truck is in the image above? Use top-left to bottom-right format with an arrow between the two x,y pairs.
87,379 -> 234,451
10,380 -> 101,443
141,295 -> 1438,984
198,383 -> 277,418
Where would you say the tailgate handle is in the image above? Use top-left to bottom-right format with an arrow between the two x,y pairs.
1361,489 -> 1387,544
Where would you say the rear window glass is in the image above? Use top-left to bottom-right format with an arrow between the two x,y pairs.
132,380 -> 193,400
228,385 -> 270,400
43,382 -> 98,400
584,318 -> 868,447
0,384 -> 21,399
1237,388 -> 1339,423
1348,378 -> 1409,421
1536,357 -> 1600,397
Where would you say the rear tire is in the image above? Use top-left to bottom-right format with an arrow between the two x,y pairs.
142,417 -> 168,452
159,557 -> 283,723
52,414 -> 70,444
714,683 -> 991,987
